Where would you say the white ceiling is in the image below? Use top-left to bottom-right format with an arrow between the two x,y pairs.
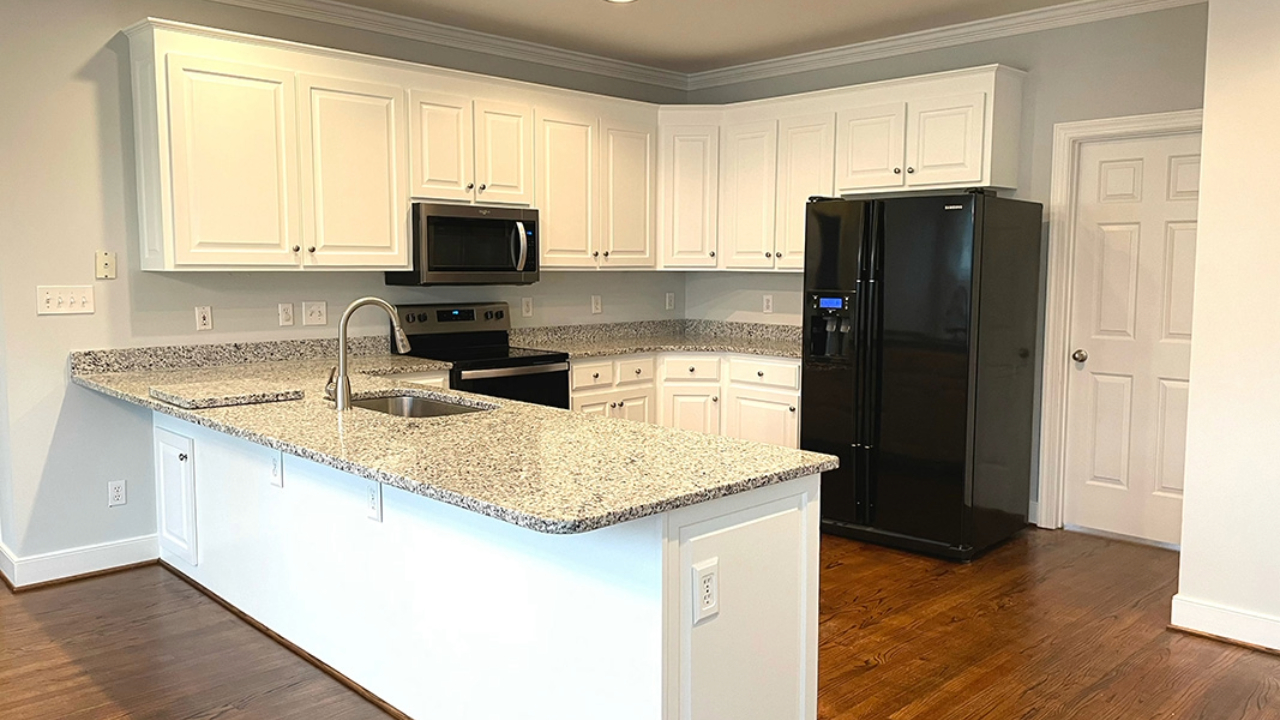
338,0 -> 1082,72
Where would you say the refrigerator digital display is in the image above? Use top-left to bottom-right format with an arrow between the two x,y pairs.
818,297 -> 844,309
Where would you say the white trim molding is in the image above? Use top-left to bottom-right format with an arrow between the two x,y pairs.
207,0 -> 1205,92
0,535 -> 159,589
1172,595 -> 1280,653
1037,109 -> 1203,530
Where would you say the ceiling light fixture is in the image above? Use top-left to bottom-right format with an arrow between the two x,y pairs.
604,0 -> 637,4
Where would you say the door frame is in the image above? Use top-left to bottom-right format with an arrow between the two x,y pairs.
1036,109 -> 1203,529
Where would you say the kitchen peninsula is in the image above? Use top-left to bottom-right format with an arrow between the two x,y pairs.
71,337 -> 836,720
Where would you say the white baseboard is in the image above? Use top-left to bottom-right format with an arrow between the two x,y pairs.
0,535 -> 159,589
1172,594 -> 1280,652
1028,500 -> 1042,527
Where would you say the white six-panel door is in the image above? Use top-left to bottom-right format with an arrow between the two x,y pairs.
165,55 -> 301,267
536,109 -> 598,268
297,74 -> 408,268
408,90 -> 474,202
774,114 -> 834,270
1064,132 -> 1201,545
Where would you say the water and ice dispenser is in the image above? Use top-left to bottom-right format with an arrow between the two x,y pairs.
806,293 -> 855,360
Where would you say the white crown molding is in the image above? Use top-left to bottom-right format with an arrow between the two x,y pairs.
686,0 -> 1206,90
204,0 -> 689,90
207,0 -> 1205,94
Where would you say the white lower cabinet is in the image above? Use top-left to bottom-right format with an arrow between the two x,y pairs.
155,427 -> 198,566
723,386 -> 800,449
573,352 -> 800,447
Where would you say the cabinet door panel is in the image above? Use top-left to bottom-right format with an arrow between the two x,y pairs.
775,114 -> 834,270
155,428 -> 198,566
601,119 -> 657,267
662,385 -> 722,435
474,100 -> 534,205
834,102 -> 906,193
408,90 -> 473,202
724,388 -> 799,448
615,388 -> 656,424
166,55 -> 300,267
298,75 -> 408,268
572,391 -> 614,418
720,121 -> 778,269
661,126 -> 719,268
905,93 -> 986,187
536,109 -> 598,268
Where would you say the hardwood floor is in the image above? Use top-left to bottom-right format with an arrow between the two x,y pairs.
2,530 -> 1278,719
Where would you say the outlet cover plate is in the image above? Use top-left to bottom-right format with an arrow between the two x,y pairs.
366,479 -> 383,522
666,292 -> 676,311
270,452 -> 284,488
692,557 -> 720,624
763,295 -> 774,314
95,251 -> 118,280
108,480 -> 127,507
521,297 -> 534,318
278,303 -> 295,327
591,295 -> 602,315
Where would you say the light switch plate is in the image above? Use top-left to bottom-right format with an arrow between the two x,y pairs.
591,295 -> 602,315
521,297 -> 534,318
270,452 -> 284,488
303,301 -> 327,326
195,306 -> 213,331
95,251 -> 118,280
665,292 -> 676,311
36,286 -> 95,315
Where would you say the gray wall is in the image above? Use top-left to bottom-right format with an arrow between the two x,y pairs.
684,3 -> 1209,326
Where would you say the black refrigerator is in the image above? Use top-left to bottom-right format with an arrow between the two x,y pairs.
801,191 -> 1043,561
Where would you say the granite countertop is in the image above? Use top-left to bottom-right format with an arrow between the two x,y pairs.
511,319 -> 802,359
72,337 -> 833,535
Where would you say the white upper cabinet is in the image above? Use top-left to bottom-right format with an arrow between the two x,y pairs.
659,125 -> 719,268
408,91 -> 474,202
904,92 -> 986,187
599,118 -> 656,268
834,103 -> 907,193
719,121 -> 779,270
474,100 -> 534,205
774,114 -> 834,271
164,54 -> 302,268
297,74 -> 408,268
536,108 -> 598,268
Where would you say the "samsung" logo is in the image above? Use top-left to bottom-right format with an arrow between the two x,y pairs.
944,204 -> 964,211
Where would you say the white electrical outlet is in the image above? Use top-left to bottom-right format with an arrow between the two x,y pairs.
108,480 -> 127,507
692,557 -> 720,623
36,286 -> 95,315
194,306 -> 213,331
763,295 -> 774,314
521,297 -> 534,318
302,301 -> 327,326
278,303 -> 295,327
270,453 -> 284,488
95,251 -> 118,280
666,292 -> 676,311
591,295 -> 602,315
366,480 -> 383,522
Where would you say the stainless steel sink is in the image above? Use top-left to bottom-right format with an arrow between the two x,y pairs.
350,395 -> 485,418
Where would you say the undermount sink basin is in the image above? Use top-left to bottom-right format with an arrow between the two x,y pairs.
350,395 -> 485,418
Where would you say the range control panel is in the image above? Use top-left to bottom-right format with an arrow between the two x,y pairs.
397,302 -> 511,335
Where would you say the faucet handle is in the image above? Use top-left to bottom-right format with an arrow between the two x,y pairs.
324,366 -> 338,401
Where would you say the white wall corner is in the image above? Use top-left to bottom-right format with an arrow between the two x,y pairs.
1172,594 -> 1280,653
2,535 -> 159,589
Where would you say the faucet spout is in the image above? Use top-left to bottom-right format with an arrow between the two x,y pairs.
333,297 -> 410,411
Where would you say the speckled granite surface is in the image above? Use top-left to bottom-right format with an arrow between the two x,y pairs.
73,349 -> 835,535
70,335 -> 392,375
149,383 -> 304,409
511,320 -> 802,359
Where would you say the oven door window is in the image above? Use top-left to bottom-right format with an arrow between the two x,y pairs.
426,217 -> 528,272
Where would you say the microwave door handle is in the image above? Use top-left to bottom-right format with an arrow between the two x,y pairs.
514,221 -> 528,272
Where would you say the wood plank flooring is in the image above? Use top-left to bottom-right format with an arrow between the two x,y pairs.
2,529 -> 1278,718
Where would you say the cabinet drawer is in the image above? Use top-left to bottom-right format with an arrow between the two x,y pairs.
663,356 -> 721,382
571,361 -> 615,390
616,357 -> 656,385
727,357 -> 800,390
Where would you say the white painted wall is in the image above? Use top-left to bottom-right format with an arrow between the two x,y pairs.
684,4 -> 1208,330
0,0 -> 681,559
1171,0 -> 1280,651
684,273 -> 804,326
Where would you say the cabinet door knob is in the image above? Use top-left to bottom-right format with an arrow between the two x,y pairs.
592,372 -> 600,379
466,182 -> 475,191
709,251 -> 716,257
894,167 -> 902,175
688,366 -> 695,373
308,246 -> 316,253
712,396 -> 719,402
610,402 -> 617,408
789,406 -> 796,413
765,252 -> 773,258
178,453 -> 188,462
618,401 -> 625,407
906,167 -> 916,174
292,245 -> 301,252
593,251 -> 600,258
603,251 -> 610,258
478,183 -> 487,192
757,370 -> 765,377
635,368 -> 642,375
776,252 -> 783,258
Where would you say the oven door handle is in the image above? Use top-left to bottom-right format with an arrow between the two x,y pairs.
515,221 -> 528,272
456,362 -> 569,381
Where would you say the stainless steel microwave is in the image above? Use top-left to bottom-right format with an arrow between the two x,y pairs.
386,203 -> 539,286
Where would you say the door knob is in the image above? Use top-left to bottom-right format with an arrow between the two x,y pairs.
635,368 -> 642,375
709,251 -> 716,257
466,182 -> 475,190
478,184 -> 487,192
1072,349 -> 1089,363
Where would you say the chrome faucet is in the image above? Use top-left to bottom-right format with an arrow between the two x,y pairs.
327,297 -> 412,411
